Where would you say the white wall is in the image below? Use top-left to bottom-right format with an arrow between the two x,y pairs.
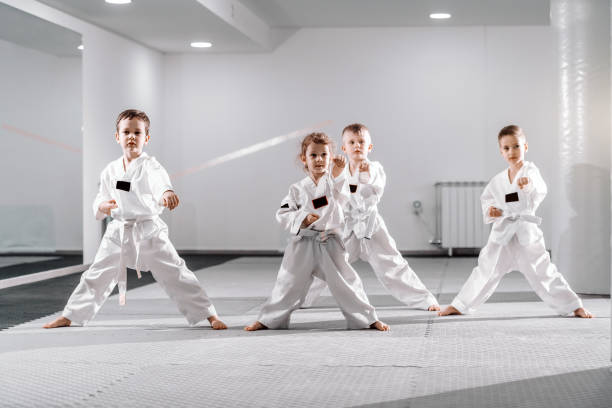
1,0 -> 165,262
0,38 -> 81,252
162,26 -> 557,251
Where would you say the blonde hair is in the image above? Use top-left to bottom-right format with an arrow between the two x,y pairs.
298,132 -> 335,171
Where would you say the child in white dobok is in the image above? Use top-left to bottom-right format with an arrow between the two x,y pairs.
302,124 -> 439,311
245,132 -> 389,331
439,125 -> 591,318
44,109 -> 227,329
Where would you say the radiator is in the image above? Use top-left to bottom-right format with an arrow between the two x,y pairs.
433,181 -> 490,256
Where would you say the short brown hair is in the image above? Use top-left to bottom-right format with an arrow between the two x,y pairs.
116,109 -> 150,133
299,132 -> 335,171
342,123 -> 369,138
498,125 -> 525,142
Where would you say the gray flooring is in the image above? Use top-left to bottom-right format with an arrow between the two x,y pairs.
0,256 -> 58,268
0,256 -> 610,407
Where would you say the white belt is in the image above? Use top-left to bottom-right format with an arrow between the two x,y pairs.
115,216 -> 157,305
503,213 -> 542,225
297,228 -> 338,243
346,207 -> 377,240
495,212 -> 542,245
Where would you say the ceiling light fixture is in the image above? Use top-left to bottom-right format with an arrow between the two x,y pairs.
78,44 -> 84,50
430,13 -> 451,19
105,0 -> 132,4
190,42 -> 212,48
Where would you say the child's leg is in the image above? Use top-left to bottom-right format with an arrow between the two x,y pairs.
441,240 -> 512,315
302,234 -> 360,307
316,236 -> 380,329
47,239 -> 122,327
366,224 -> 439,310
513,237 -> 587,316
144,232 -> 220,326
301,277 -> 327,307
254,238 -> 316,329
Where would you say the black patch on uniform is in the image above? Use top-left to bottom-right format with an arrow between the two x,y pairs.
280,203 -> 289,208
349,184 -> 358,193
116,180 -> 131,192
312,196 -> 328,209
505,192 -> 519,203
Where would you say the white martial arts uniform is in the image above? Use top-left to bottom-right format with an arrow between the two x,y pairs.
62,153 -> 217,325
256,171 -> 379,329
451,161 -> 583,315
303,161 -> 438,310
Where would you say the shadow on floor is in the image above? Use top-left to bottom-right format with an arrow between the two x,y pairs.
0,255 -> 237,330
352,367 -> 612,408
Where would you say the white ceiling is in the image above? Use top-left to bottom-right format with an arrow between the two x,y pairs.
0,2 -> 81,57
30,0 -> 549,54
240,0 -> 550,28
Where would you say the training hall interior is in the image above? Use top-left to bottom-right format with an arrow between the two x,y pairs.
0,0 -> 611,407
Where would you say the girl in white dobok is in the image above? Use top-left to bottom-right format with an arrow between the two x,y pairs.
245,132 -> 389,331
302,123 -> 439,311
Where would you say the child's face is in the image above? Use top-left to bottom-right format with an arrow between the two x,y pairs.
499,134 -> 527,166
341,130 -> 372,162
115,118 -> 149,157
301,143 -> 331,178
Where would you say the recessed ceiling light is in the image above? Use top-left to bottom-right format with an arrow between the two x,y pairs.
190,42 -> 212,48
77,44 -> 84,50
430,13 -> 451,19
105,0 -> 131,4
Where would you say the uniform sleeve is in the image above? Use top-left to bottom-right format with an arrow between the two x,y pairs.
92,168 -> 112,220
480,181 -> 498,224
276,185 -> 309,235
519,164 -> 547,213
330,170 -> 351,208
147,157 -> 173,204
359,162 -> 385,206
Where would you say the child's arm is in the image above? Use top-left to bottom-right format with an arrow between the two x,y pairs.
93,171 -> 114,220
518,164 -> 547,213
359,161 -> 386,205
480,182 -> 500,224
276,186 -> 310,235
330,155 -> 350,206
146,157 -> 174,207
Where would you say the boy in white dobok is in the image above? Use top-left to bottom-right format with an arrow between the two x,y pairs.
302,124 -> 439,311
245,132 -> 388,331
439,125 -> 591,318
44,109 -> 227,329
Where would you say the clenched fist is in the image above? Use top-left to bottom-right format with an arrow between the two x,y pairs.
301,213 -> 319,228
517,177 -> 530,189
162,190 -> 180,210
331,155 -> 347,178
99,199 -> 118,216
359,161 -> 370,173
488,206 -> 503,218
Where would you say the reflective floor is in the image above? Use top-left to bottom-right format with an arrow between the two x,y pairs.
0,256 -> 610,407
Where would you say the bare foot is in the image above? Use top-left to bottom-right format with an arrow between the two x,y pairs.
370,320 -> 390,331
207,315 -> 228,330
438,306 -> 461,316
43,317 -> 71,329
574,308 -> 593,318
244,321 -> 268,331
428,304 -> 441,312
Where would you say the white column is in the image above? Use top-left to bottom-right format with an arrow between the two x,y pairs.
551,0 -> 611,295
